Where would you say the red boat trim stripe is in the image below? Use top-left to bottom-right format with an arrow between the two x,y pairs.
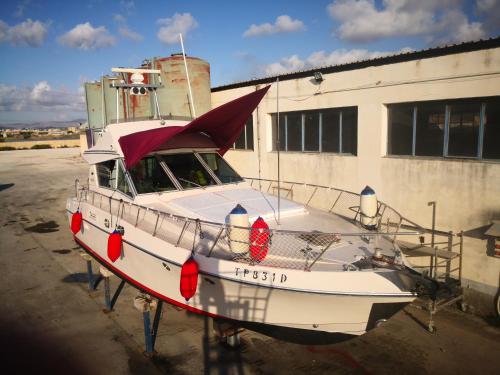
74,236 -> 224,319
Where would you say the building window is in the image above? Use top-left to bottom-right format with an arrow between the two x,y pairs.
271,107 -> 357,155
234,115 -> 254,150
415,103 -> 445,157
483,98 -> 500,159
387,96 -> 500,160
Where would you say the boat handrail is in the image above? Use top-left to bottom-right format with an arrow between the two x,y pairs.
74,183 -> 423,272
243,176 -> 425,234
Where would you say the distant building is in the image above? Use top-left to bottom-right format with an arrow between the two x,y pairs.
212,38 -> 500,315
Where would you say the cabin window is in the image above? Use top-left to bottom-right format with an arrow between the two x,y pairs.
271,107 -> 358,155
161,153 -> 216,189
96,160 -> 117,189
198,153 -> 243,183
117,163 -> 133,197
387,96 -> 500,160
128,156 -> 176,194
233,115 -> 254,150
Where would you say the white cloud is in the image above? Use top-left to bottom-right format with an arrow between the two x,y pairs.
118,26 -> 143,41
157,13 -> 198,44
58,22 -> 116,50
327,0 -> 486,44
112,11 -> 142,41
0,81 -> 85,114
0,19 -> 48,47
31,81 -> 50,101
264,47 -> 413,75
476,0 -> 500,32
265,55 -> 306,75
243,15 -> 305,37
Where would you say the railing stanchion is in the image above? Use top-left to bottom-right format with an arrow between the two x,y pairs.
306,187 -> 318,207
328,191 -> 342,213
458,231 -> 463,282
207,228 -> 224,257
176,220 -> 189,247
306,235 -> 341,271
135,206 -> 140,227
153,211 -> 160,237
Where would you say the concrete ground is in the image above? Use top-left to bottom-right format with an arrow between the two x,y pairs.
0,148 -> 499,375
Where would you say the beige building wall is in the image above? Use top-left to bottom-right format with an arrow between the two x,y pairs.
212,47 -> 500,313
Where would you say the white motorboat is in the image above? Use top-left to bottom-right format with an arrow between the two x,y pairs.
67,69 -> 426,338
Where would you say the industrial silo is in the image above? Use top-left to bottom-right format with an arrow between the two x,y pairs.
147,54 -> 211,119
84,54 -> 211,129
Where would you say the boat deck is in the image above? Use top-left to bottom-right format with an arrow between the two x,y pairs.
81,188 -> 401,272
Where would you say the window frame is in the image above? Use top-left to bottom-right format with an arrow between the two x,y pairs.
95,160 -> 118,190
271,107 -> 358,155
196,151 -> 244,186
95,159 -> 136,199
116,159 -> 135,198
127,155 -> 180,195
233,114 -> 254,151
159,152 -> 218,190
387,97 -> 496,160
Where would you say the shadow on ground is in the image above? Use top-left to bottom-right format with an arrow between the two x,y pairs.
0,183 -> 14,192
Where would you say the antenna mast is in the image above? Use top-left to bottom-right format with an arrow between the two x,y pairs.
276,77 -> 281,225
179,33 -> 196,118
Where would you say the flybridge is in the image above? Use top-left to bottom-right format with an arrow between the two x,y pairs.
82,86 -> 271,168
83,55 -> 212,131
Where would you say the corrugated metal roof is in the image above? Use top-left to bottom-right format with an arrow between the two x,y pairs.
211,37 -> 500,92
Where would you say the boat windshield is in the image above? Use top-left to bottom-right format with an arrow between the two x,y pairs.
128,156 -> 177,194
198,153 -> 243,183
161,153 -> 216,189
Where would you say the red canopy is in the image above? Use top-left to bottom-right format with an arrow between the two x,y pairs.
119,85 -> 270,169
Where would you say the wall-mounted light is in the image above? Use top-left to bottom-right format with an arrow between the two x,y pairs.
313,72 -> 324,83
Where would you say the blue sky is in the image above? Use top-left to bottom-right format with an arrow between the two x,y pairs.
0,0 -> 499,124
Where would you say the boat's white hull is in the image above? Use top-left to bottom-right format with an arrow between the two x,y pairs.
67,199 -> 416,336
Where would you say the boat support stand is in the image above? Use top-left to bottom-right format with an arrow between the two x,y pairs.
213,319 -> 244,348
99,266 -> 126,312
80,251 -> 126,311
79,252 -> 163,355
134,295 -> 163,356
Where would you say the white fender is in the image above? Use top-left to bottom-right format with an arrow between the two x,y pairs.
360,186 -> 378,229
228,204 -> 249,254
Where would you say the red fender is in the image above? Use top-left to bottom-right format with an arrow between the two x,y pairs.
180,256 -> 199,301
70,211 -> 82,234
249,217 -> 270,262
107,231 -> 122,262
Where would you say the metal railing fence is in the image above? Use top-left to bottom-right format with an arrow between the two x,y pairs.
75,179 -> 423,272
